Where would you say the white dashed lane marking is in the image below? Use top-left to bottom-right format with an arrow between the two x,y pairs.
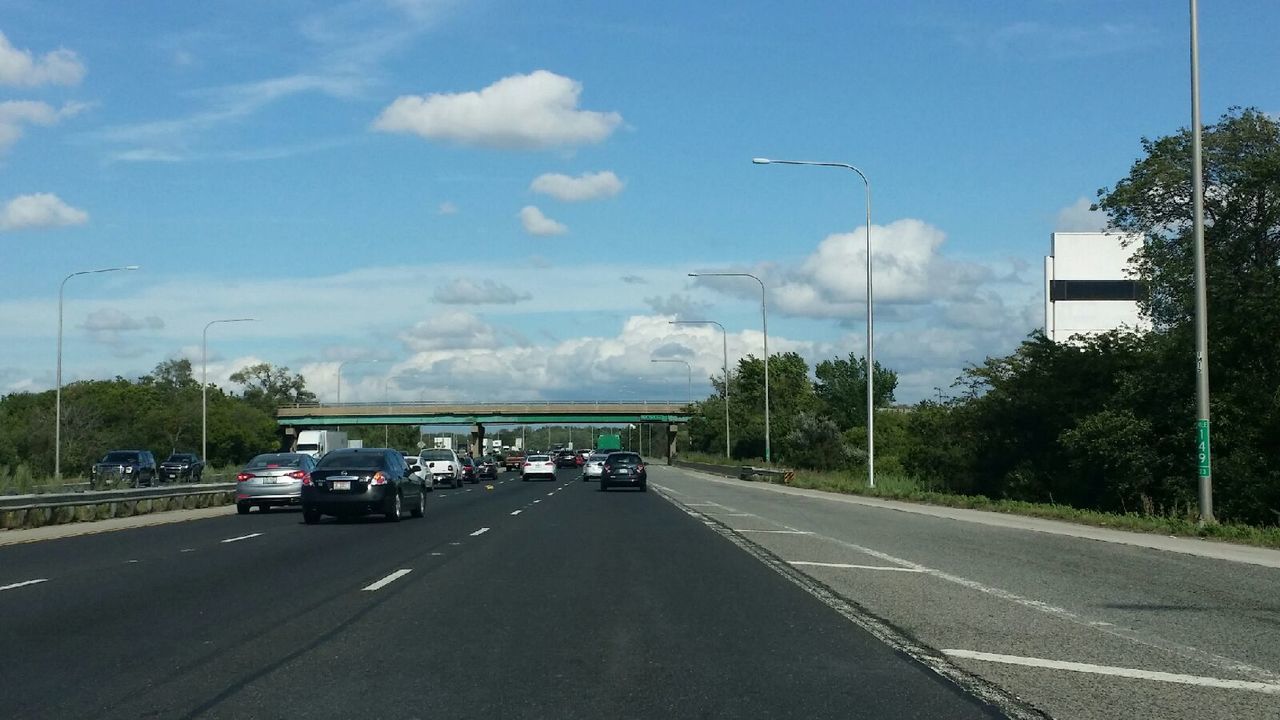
221,533 -> 262,544
470,527 -> 490,537
510,510 -> 522,516
788,561 -> 927,572
1,578 -> 48,592
362,569 -> 412,592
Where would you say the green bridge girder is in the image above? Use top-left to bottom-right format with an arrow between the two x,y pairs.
276,414 -> 689,426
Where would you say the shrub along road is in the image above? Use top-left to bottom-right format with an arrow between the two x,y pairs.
0,467 -> 1010,719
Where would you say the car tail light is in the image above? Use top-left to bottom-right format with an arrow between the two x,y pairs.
288,470 -> 310,483
370,471 -> 388,485
637,464 -> 645,472
523,462 -> 531,468
236,472 -> 253,482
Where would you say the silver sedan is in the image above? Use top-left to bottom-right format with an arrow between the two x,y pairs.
235,452 -> 317,513
581,452 -> 608,482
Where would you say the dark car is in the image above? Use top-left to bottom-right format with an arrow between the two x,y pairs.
600,452 -> 647,492
459,456 -> 479,484
90,450 -> 158,489
554,450 -> 581,469
477,457 -> 499,481
159,453 -> 204,483
302,448 -> 426,524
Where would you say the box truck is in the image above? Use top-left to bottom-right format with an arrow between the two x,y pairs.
295,430 -> 348,459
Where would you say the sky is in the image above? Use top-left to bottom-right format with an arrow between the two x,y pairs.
2,0 -> 1278,406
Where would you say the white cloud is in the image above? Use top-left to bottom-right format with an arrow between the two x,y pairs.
372,70 -> 623,149
0,100 -> 85,152
433,278 -> 531,305
644,293 -> 711,320
0,30 -> 85,86
0,193 -> 89,231
1055,196 -> 1107,232
437,200 -> 459,215
80,310 -> 164,354
399,312 -> 502,352
530,170 -> 624,201
519,205 -> 567,236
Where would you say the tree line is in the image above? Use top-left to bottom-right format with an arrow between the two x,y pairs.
686,108 -> 1279,527
0,359 -> 315,476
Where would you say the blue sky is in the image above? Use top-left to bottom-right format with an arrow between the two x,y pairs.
2,0 -> 1277,404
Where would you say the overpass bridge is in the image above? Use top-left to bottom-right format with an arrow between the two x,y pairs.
276,401 -> 693,456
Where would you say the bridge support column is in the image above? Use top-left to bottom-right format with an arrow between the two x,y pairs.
470,424 -> 485,457
667,423 -> 678,464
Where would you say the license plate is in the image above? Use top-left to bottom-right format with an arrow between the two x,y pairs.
265,478 -> 279,485
332,481 -> 351,491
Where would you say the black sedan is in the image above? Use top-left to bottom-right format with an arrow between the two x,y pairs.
477,456 -> 499,481
600,452 -> 647,492
302,448 -> 426,524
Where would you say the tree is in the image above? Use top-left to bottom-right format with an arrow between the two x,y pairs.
229,363 -> 317,412
813,354 -> 898,430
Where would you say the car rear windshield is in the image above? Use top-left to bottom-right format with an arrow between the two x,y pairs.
316,452 -> 387,470
102,452 -> 139,462
420,450 -> 453,461
609,454 -> 642,465
527,455 -> 551,461
245,454 -> 304,469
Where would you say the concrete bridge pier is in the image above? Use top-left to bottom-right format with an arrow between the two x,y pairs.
469,424 -> 485,457
666,423 -> 678,464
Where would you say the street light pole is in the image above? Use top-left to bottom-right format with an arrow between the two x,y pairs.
671,319 -> 731,459
753,157 -> 876,487
689,272 -> 770,462
650,358 -> 692,407
56,265 -> 139,480
203,318 -> 257,463
336,359 -> 380,404
1188,0 -> 1213,523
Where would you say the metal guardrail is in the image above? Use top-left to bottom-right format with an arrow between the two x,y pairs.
0,482 -> 236,511
672,459 -> 795,485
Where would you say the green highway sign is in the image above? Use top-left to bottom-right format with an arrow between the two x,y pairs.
1196,419 -> 1211,478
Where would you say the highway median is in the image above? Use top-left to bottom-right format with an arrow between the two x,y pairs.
0,483 -> 236,531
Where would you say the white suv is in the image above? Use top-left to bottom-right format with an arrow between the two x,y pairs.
419,448 -> 463,489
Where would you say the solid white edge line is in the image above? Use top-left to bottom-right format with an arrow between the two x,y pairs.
220,532 -> 262,543
736,529 -> 810,534
362,568 -> 412,592
0,578 -> 49,591
651,486 -> 1048,720
470,527 -> 490,536
510,510 -> 521,515
788,561 -> 927,572
943,650 -> 1280,695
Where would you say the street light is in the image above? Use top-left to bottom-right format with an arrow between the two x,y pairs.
651,358 -> 692,407
336,359 -> 381,404
689,271 -> 771,462
671,320 -> 731,459
55,265 -> 140,480
203,318 -> 257,462
753,156 -> 876,487
1188,0 -> 1214,523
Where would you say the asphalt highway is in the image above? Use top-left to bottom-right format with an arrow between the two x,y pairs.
0,467 -> 1011,719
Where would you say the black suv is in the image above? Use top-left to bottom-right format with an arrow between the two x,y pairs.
90,450 -> 159,489
600,452 -> 647,492
302,448 -> 427,524
554,450 -> 581,469
159,453 -> 205,482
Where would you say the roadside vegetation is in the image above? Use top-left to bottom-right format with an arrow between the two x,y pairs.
685,108 -> 1280,537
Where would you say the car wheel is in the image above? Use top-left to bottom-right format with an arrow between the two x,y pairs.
258,504 -> 270,512
303,507 -> 321,524
236,502 -> 250,515
386,491 -> 402,522
639,482 -> 648,492
411,487 -> 425,518
600,480 -> 609,492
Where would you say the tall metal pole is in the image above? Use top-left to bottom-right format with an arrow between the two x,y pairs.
336,358 -> 380,404
202,318 -> 256,463
55,265 -> 139,480
753,157 -> 874,486
688,273 -> 769,462
1189,0 -> 1213,522
670,316 -> 732,456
